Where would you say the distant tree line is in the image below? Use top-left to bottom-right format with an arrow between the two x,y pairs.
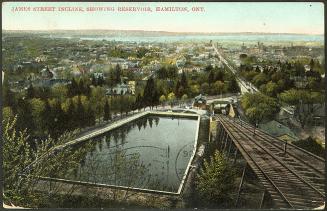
2,73 -> 164,141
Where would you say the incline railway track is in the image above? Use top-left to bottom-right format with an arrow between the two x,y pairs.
215,115 -> 325,209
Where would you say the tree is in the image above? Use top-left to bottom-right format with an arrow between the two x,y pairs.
309,59 -> 315,70
196,151 -> 235,206
241,93 -> 279,133
228,77 -> 240,93
90,86 -> 106,119
180,71 -> 188,89
26,84 -> 35,99
175,80 -> 182,98
91,74 -> 97,86
41,99 -> 52,134
292,136 -> 324,158
3,116 -> 33,206
167,92 -> 176,108
68,78 -> 79,97
134,93 -> 143,111
16,98 -> 34,134
263,81 -> 279,97
78,77 -> 91,96
151,89 -> 159,109
204,64 -> 213,72
2,106 -> 14,123
103,99 -> 111,121
208,70 -> 215,85
279,89 -> 324,128
181,94 -> 188,102
239,53 -> 248,60
245,106 -> 266,135
75,96 -> 85,128
190,85 -> 200,97
200,82 -> 210,94
3,115 -> 94,207
157,66 -> 168,79
2,73 -> 15,107
252,73 -> 269,87
29,98 -> 46,135
294,62 -> 305,77
63,98 -> 75,131
159,95 -> 166,107
214,69 -> 224,81
108,69 -> 115,88
51,84 -> 68,102
166,65 -> 178,79
114,64 -> 121,84
143,77 -> 157,109
50,100 -> 66,138
213,81 -> 225,95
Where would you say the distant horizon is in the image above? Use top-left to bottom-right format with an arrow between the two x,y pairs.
2,29 -> 324,36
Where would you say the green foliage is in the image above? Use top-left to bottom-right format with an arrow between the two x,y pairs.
3,72 -> 17,106
261,81 -> 279,97
29,98 -> 46,135
279,89 -> 324,128
181,94 -> 188,101
208,70 -> 215,85
159,95 -> 166,105
143,77 -> 159,108
2,115 -> 93,207
16,98 -> 35,133
114,64 -> 121,84
90,86 -> 106,119
196,151 -> 236,206
241,92 -> 279,124
167,92 -> 176,107
228,77 -> 240,93
252,73 -> 269,87
3,116 -> 33,197
292,136 -> 325,158
67,77 -> 91,97
103,99 -> 111,121
3,106 -> 14,122
200,82 -> 210,94
51,84 -> 68,101
213,81 -> 225,94
26,84 -> 35,99
157,65 -> 178,80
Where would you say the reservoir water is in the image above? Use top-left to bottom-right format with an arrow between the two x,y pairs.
64,115 -> 199,193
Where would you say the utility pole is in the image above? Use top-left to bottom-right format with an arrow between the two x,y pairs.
283,141 -> 288,154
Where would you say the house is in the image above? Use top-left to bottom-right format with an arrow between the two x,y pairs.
93,72 -> 104,79
106,82 -> 133,96
193,94 -> 207,110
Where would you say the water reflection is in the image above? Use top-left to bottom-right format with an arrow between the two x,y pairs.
65,115 -> 198,192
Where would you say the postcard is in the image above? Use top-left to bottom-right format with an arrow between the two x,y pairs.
2,1 -> 325,209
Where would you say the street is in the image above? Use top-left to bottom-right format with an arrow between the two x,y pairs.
212,44 -> 258,94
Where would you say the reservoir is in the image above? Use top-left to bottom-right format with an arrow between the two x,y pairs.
62,115 -> 199,193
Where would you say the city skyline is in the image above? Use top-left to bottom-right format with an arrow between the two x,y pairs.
2,2 -> 324,35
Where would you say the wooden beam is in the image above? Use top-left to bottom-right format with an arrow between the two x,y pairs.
235,165 -> 247,207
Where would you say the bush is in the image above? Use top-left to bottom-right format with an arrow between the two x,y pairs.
292,136 -> 325,158
195,150 -> 236,207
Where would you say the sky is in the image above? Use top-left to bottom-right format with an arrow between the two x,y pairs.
2,2 -> 324,34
